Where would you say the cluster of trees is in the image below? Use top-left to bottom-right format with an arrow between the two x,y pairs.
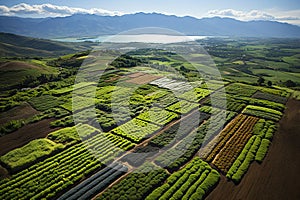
258,77 -> 298,88
110,55 -> 143,68
15,52 -> 91,90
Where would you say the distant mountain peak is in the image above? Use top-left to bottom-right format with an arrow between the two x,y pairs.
0,13 -> 299,38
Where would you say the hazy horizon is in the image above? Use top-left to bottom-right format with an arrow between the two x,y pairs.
0,1 -> 300,25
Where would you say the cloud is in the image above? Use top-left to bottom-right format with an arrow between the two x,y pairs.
0,3 -> 122,17
208,9 -> 275,21
207,9 -> 300,25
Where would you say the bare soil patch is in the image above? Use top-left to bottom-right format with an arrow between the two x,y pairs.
0,102 -> 40,125
126,73 -> 162,84
0,118 -> 60,156
0,61 -> 40,70
127,72 -> 145,78
206,98 -> 300,200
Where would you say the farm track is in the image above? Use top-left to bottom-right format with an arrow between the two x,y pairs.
90,82 -> 232,199
206,98 -> 300,200
114,82 -> 232,165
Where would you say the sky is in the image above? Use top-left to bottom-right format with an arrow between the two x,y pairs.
0,0 -> 300,25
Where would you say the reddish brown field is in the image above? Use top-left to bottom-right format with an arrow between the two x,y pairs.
127,72 -> 145,78
125,73 -> 161,84
0,118 -> 60,156
206,98 -> 300,200
0,102 -> 40,125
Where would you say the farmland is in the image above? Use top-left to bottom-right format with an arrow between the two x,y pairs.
146,157 -> 219,200
0,37 -> 299,200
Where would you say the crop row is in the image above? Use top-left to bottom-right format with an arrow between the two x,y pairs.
111,118 -> 161,143
252,91 -> 287,104
258,86 -> 290,97
209,92 -> 285,112
153,92 -> 178,107
226,119 -> 276,183
179,88 -> 211,102
62,96 -> 95,112
51,82 -> 96,96
203,114 -> 248,162
0,127 -> 134,200
242,97 -> 286,112
28,95 -> 63,111
47,123 -> 100,145
242,105 -> 283,121
252,119 -> 276,140
211,116 -> 259,173
93,85 -> 170,130
146,157 -> 220,200
225,83 -> 258,97
121,111 -> 210,167
154,111 -> 236,172
58,162 -> 127,200
0,138 -> 64,172
166,100 -> 199,115
150,77 -> 193,93
226,137 -> 271,183
150,111 -> 210,148
198,105 -> 223,115
136,106 -> 179,126
96,163 -> 168,200
203,96 -> 246,113
121,145 -> 160,167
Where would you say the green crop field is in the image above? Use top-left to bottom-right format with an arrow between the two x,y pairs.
0,36 -> 298,200
0,139 -> 64,171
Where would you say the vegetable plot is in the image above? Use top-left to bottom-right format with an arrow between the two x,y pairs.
146,157 -> 220,200
111,118 -> 161,143
58,162 -> 127,200
0,126 -> 134,200
97,163 -> 168,200
226,119 -> 276,183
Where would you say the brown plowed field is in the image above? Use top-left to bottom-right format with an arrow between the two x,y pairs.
0,118 -> 60,156
0,102 -> 40,125
206,98 -> 300,200
125,73 -> 161,84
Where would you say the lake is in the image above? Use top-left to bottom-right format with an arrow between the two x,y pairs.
52,34 -> 215,43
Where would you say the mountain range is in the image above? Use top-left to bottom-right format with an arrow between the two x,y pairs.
0,12 -> 300,38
